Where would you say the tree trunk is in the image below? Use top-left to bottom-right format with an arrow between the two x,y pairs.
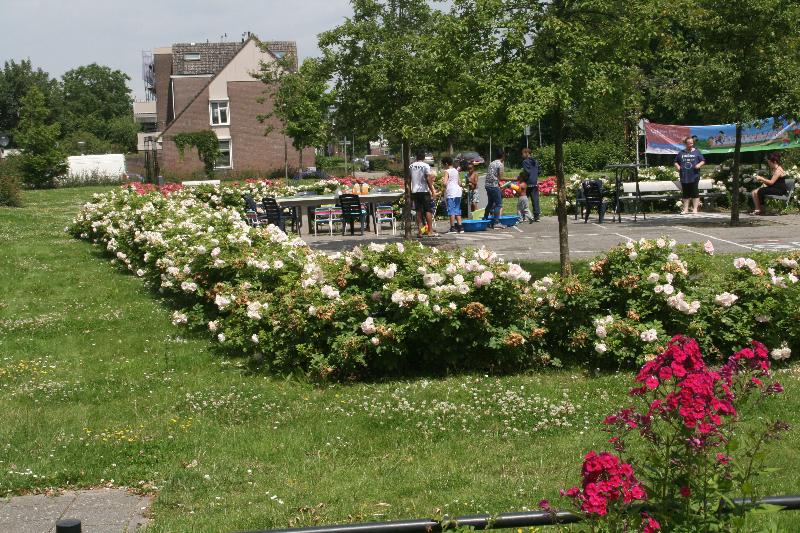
730,122 -> 742,225
554,107 -> 572,276
402,137 -> 412,239
283,135 -> 289,180
299,147 -> 304,170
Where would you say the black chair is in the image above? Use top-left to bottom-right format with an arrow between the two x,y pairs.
243,194 -> 269,227
261,197 -> 286,231
339,194 -> 368,235
581,180 -> 609,223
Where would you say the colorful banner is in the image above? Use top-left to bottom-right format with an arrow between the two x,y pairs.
644,118 -> 800,154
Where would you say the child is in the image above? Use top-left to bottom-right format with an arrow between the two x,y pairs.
442,157 -> 463,232
516,173 -> 534,223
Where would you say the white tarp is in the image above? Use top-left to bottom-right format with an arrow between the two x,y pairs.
67,154 -> 126,179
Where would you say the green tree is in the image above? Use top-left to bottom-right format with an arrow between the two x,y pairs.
14,86 -> 67,188
257,53 -> 333,171
319,0 -> 448,238
61,63 -> 136,152
453,0 -> 651,274
654,0 -> 800,224
0,59 -> 61,142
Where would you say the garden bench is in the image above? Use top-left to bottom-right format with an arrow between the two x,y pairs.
182,179 -> 221,187
763,178 -> 796,210
618,179 -> 724,210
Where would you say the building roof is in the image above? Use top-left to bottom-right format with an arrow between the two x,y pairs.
171,40 -> 298,76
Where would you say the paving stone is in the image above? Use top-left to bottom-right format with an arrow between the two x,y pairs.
3,489 -> 151,533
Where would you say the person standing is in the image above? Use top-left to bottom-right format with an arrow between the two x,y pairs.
674,136 -> 705,214
516,174 -> 535,223
442,157 -> 463,232
521,147 -> 540,221
464,161 -> 479,215
483,149 -> 505,228
410,151 -> 438,237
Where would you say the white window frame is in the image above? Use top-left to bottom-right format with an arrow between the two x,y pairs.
215,139 -> 232,169
209,100 -> 230,126
184,52 -> 201,61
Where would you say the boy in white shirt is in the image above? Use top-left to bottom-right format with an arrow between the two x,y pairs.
441,157 -> 463,232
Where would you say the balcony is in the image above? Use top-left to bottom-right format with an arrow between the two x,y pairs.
133,101 -> 157,124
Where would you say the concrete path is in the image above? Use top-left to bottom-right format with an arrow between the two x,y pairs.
0,489 -> 151,533
302,211 -> 800,262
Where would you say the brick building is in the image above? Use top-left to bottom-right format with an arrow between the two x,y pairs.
135,37 -> 314,176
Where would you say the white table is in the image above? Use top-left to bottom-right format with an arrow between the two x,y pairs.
277,192 -> 403,235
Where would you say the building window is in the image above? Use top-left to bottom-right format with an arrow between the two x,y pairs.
184,52 -> 201,61
216,139 -> 231,168
210,101 -> 229,125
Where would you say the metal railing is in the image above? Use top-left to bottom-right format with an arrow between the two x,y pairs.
234,495 -> 800,533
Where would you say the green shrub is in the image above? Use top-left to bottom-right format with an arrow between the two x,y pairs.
316,156 -> 344,170
368,156 -> 390,171
266,167 -> 299,180
0,157 -> 23,207
536,140 -> 626,174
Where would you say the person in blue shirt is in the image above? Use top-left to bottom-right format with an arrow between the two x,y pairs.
521,147 -> 540,221
674,136 -> 705,214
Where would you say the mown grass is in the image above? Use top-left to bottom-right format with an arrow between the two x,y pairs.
1,187 -> 799,532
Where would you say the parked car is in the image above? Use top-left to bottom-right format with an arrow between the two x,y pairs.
454,151 -> 485,169
423,152 -> 435,166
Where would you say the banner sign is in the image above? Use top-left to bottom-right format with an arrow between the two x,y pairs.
645,118 -> 800,154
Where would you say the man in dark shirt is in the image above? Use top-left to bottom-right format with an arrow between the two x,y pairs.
674,136 -> 705,214
521,147 -> 540,221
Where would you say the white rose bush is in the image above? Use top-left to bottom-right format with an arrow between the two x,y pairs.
69,185 -> 543,379
70,185 -> 800,378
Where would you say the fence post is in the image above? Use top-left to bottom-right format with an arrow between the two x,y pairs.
56,518 -> 81,533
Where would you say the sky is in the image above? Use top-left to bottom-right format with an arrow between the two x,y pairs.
0,0 -> 356,100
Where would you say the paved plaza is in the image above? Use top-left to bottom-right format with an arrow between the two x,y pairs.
304,212 -> 800,261
0,489 -> 151,533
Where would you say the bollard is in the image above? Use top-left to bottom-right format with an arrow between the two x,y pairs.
56,518 -> 81,533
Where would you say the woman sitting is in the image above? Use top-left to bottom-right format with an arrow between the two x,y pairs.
751,152 -> 789,215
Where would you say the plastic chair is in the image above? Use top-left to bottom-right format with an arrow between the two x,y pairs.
375,205 -> 396,235
261,197 -> 286,231
313,207 -> 333,236
243,194 -> 268,227
581,180 -> 609,223
339,194 -> 368,235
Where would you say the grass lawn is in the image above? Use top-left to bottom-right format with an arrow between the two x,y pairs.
1,187 -> 800,532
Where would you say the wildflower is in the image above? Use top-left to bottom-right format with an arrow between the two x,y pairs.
171,312 -> 188,325
217,333 -> 226,342
704,240 -> 715,255
595,326 -> 607,339
136,269 -> 146,277
208,321 -> 218,332
251,334 -> 259,344
595,343 -> 607,354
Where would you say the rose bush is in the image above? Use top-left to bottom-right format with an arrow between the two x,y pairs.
69,185 -> 544,379
70,184 -> 799,377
